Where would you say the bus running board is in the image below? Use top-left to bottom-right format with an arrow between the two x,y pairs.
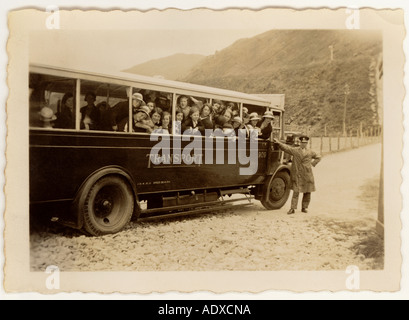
220,187 -> 253,203
139,201 -> 254,222
220,187 -> 250,195
140,195 -> 254,216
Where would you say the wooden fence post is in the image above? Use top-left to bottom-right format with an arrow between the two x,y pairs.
357,128 -> 360,147
337,134 -> 340,151
320,136 -> 323,155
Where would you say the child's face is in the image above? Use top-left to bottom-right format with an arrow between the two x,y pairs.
176,112 -> 184,122
162,115 -> 170,126
202,106 -> 210,117
132,99 -> 142,108
65,97 -> 74,110
147,102 -> 155,112
151,112 -> 161,124
232,121 -> 241,129
191,111 -> 200,122
224,112 -> 231,122
251,119 -> 258,126
180,98 -> 188,108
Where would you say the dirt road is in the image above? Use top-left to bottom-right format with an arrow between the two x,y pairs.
30,143 -> 383,271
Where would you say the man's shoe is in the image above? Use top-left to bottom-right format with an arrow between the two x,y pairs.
287,209 -> 295,215
302,208 -> 308,213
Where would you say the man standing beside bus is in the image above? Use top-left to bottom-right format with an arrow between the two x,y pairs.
273,135 -> 321,215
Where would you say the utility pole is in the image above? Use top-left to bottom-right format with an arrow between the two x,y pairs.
343,83 -> 350,136
329,45 -> 334,62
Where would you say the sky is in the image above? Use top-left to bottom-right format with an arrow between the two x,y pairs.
27,7 -> 373,73
29,29 -> 270,73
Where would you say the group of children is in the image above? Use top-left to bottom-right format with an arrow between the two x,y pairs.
37,92 -> 276,140
141,95 -> 276,139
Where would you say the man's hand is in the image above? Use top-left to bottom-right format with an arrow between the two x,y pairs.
273,138 -> 280,144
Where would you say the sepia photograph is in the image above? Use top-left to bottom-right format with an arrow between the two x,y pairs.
3,7 -> 405,294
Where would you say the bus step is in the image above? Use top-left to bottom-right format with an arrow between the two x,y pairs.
220,188 -> 250,195
139,202 -> 254,222
140,196 -> 254,216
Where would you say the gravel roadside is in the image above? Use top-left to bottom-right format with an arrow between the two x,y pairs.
30,144 -> 383,272
30,193 -> 382,272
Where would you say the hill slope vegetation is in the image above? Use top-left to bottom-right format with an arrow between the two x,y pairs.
181,30 -> 382,136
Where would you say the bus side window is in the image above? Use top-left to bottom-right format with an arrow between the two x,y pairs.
29,73 -> 76,129
80,80 -> 128,132
130,88 -> 173,134
175,95 -> 209,136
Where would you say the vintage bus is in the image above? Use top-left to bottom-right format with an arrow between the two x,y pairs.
29,64 -> 291,236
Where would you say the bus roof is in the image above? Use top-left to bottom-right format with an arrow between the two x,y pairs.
30,64 -> 281,109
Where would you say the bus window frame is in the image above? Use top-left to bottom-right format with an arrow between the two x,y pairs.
30,65 -> 280,138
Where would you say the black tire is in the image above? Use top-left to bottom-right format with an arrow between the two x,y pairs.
82,175 -> 134,236
261,171 -> 291,210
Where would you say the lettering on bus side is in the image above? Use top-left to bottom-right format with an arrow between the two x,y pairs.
148,128 -> 259,175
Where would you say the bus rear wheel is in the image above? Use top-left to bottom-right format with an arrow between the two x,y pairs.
82,175 -> 134,236
261,171 -> 291,210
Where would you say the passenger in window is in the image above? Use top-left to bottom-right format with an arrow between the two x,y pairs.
155,96 -> 169,112
39,106 -> 57,129
231,109 -> 240,118
259,111 -> 275,140
80,92 -> 100,130
146,101 -> 156,115
226,102 -> 238,114
242,107 -> 249,117
200,103 -> 214,130
175,110 -> 184,134
232,116 -> 244,136
177,95 -> 191,120
211,100 -> 222,118
110,92 -> 146,131
212,115 -> 227,137
222,122 -> 235,137
182,106 -> 204,135
55,92 -> 74,129
247,112 -> 261,136
222,109 -> 233,124
149,108 -> 163,130
122,105 -> 153,133
97,101 -> 114,131
155,111 -> 171,134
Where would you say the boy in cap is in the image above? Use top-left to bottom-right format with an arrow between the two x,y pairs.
273,135 -> 322,214
110,92 -> 146,131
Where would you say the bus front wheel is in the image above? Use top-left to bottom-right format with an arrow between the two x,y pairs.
82,175 -> 134,236
261,171 -> 291,210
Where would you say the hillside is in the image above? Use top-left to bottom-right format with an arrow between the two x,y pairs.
123,53 -> 205,80
182,30 -> 382,136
